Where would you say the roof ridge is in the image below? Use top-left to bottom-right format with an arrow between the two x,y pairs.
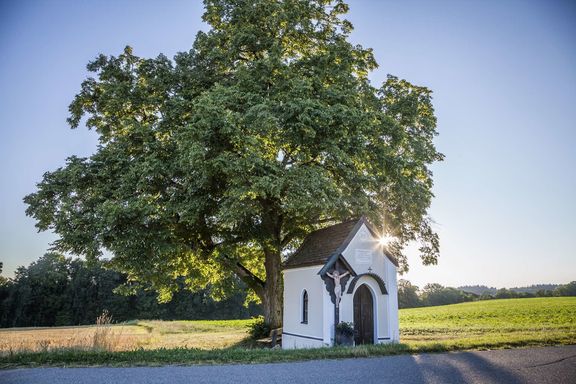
283,217 -> 362,269
283,216 -> 399,270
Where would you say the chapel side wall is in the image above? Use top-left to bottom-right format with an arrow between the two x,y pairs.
282,266 -> 325,349
386,257 -> 400,342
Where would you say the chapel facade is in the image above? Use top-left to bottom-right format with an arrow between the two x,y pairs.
282,216 -> 400,349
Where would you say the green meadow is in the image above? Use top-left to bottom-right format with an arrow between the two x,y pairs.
1,297 -> 574,368
400,297 -> 576,349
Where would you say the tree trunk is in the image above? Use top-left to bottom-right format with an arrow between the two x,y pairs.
221,244 -> 283,329
262,247 -> 283,329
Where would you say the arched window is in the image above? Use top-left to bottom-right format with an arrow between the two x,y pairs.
301,290 -> 308,324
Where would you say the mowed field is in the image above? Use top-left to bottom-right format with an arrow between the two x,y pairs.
400,297 -> 576,349
1,297 -> 574,356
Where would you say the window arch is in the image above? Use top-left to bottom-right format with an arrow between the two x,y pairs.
301,290 -> 308,324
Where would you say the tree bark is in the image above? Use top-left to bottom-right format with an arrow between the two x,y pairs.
262,247 -> 283,329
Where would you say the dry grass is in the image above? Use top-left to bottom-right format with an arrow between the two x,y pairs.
0,319 -> 253,355
0,310 -> 150,355
0,324 -> 147,355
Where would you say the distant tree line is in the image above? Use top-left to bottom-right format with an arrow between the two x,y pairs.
2,255 -> 574,324
0,253 -> 260,328
398,279 -> 576,309
457,284 -> 561,296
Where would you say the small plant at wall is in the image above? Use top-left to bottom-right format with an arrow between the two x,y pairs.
336,322 -> 354,337
335,322 -> 355,346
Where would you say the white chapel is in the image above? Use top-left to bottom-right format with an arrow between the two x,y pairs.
282,216 -> 399,349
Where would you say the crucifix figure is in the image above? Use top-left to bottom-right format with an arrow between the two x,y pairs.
326,270 -> 350,308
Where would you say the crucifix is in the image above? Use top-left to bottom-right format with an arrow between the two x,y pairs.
325,269 -> 350,345
326,269 -> 350,308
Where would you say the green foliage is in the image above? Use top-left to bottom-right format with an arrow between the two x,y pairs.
554,281 -> 576,296
459,283 -> 576,300
0,253 -> 72,327
246,316 -> 271,339
0,263 -> 8,300
23,0 -> 444,326
398,281 -> 475,308
420,283 -> 476,306
459,284 -> 561,296
0,254 -> 260,328
336,321 -> 354,337
397,279 -> 421,309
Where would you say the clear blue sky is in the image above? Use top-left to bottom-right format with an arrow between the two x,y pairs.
1,0 -> 574,289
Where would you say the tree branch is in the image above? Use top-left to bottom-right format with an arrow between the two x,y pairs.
221,253 -> 265,297
189,222 -> 266,298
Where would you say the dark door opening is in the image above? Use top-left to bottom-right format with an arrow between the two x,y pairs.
353,284 -> 374,345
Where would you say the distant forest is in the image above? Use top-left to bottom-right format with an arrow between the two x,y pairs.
457,284 -> 561,296
398,280 -> 576,309
0,254 -> 260,328
0,255 -> 574,327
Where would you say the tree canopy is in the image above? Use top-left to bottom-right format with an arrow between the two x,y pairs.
25,0 -> 443,327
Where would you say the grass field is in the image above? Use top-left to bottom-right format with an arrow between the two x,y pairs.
0,319 -> 256,353
0,297 -> 574,367
400,297 -> 576,349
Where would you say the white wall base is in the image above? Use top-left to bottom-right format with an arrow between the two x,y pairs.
282,332 -> 326,349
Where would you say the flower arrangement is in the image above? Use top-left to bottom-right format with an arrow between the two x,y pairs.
336,321 -> 355,337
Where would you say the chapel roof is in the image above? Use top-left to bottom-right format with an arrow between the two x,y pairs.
283,216 -> 398,270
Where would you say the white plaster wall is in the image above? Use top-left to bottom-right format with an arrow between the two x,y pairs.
386,258 -> 400,342
339,223 -> 399,344
282,265 -> 325,349
323,282 -> 334,345
282,334 -> 324,349
341,223 -> 386,277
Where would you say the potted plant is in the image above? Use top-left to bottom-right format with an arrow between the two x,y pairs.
336,322 -> 355,346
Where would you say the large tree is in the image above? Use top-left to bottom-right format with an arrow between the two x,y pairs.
25,0 -> 443,328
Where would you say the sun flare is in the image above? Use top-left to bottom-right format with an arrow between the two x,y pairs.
378,235 -> 393,246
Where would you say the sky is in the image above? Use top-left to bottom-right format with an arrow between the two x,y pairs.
0,0 -> 575,289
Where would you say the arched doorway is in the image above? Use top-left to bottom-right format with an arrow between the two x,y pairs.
353,284 -> 374,345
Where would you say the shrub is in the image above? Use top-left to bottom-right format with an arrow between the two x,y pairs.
247,316 -> 271,339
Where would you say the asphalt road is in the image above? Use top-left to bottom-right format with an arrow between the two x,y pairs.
1,345 -> 575,384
